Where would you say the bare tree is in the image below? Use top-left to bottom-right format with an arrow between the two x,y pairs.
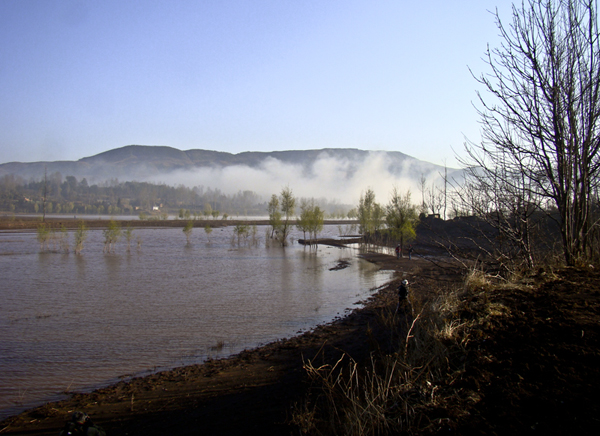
426,182 -> 445,217
464,0 -> 600,266
442,163 -> 448,220
418,173 -> 428,217
454,154 -> 542,269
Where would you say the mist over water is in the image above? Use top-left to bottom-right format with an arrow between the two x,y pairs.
140,151 -> 447,204
0,225 -> 393,420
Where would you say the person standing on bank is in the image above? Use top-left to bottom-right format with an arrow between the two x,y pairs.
395,244 -> 401,259
408,245 -> 414,260
395,279 -> 409,313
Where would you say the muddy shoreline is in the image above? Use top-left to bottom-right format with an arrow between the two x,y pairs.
0,242 -> 438,435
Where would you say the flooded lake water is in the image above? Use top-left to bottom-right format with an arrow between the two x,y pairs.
0,225 -> 393,420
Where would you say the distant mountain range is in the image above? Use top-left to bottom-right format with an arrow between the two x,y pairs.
0,145 -> 457,185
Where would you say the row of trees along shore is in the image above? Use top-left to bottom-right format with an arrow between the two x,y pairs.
265,186 -> 420,250
35,219 -> 139,255
30,185 -> 419,253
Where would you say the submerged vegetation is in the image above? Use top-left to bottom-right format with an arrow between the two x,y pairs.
183,220 -> 194,245
296,198 -> 325,246
231,223 -> 259,246
204,224 -> 212,243
102,219 -> 122,253
36,223 -> 70,253
74,221 -> 88,254
267,187 -> 296,246
35,223 -> 50,251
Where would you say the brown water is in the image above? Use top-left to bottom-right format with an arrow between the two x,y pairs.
0,226 -> 393,420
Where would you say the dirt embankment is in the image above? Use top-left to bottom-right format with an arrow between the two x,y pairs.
440,267 -> 600,435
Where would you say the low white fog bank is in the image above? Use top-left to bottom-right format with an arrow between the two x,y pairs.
146,151 -> 447,205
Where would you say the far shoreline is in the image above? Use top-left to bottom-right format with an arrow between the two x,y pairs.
0,214 -> 358,232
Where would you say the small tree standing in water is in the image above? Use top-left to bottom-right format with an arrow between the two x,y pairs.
103,219 -> 122,253
267,188 -> 297,246
233,223 -> 249,246
58,225 -> 70,253
204,224 -> 213,243
250,225 -> 259,246
297,199 -> 324,247
278,187 -> 296,246
74,221 -> 88,255
310,206 -> 324,244
124,226 -> 134,253
297,199 -> 311,242
183,220 -> 194,245
36,223 -> 51,252
265,227 -> 273,247
267,194 -> 281,239
357,188 -> 385,246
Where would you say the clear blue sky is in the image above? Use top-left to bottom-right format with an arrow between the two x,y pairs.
0,0 -> 514,167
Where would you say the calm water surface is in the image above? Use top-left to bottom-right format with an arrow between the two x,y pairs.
0,225 -> 392,419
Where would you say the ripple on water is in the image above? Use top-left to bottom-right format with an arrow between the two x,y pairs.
0,226 -> 392,419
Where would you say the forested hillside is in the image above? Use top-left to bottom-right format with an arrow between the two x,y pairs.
0,145 -> 452,184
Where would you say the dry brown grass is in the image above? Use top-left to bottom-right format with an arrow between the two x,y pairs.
291,267 -> 517,435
